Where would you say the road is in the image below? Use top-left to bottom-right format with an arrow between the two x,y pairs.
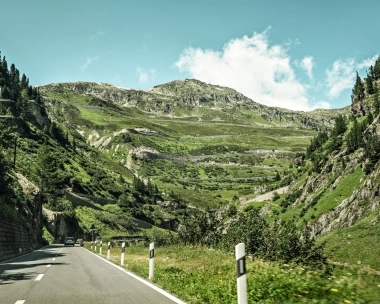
0,245 -> 186,304
242,186 -> 289,204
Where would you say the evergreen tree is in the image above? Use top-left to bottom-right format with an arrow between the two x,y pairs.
369,65 -> 375,79
374,55 -> 380,80
34,143 -> 65,205
346,119 -> 364,152
352,72 -> 365,102
365,72 -> 375,95
72,137 -> 76,150
332,114 -> 347,136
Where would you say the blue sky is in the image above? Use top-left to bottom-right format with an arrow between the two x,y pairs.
1,0 -> 379,111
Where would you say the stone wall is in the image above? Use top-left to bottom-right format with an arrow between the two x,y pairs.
0,218 -> 34,262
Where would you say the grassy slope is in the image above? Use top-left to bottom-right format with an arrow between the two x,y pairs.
87,244 -> 380,303
42,88 -> 315,209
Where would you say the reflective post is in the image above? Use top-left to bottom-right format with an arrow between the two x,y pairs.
99,240 -> 102,255
121,242 -> 125,266
107,242 -> 111,259
235,243 -> 247,304
149,242 -> 154,279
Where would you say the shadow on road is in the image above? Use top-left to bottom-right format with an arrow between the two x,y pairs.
0,245 -> 69,285
0,262 -> 66,285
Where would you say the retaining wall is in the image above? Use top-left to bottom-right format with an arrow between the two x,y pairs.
0,218 -> 34,262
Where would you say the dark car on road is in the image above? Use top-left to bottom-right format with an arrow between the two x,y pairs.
64,237 -> 75,246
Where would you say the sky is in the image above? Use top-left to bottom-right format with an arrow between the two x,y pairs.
1,0 -> 379,111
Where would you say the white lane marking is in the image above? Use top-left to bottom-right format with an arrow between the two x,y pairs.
15,301 -> 25,304
52,258 -> 55,261
35,274 -> 44,281
46,264 -> 51,268
87,250 -> 187,304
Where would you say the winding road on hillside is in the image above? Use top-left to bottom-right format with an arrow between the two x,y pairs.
241,186 -> 289,204
0,245 -> 185,304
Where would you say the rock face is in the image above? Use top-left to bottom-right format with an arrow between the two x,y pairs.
0,174 -> 44,262
16,173 -> 43,246
286,116 -> 380,238
43,208 -> 83,243
40,79 -> 349,131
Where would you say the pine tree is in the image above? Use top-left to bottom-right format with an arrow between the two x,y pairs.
369,65 -> 375,79
352,72 -> 365,102
333,114 -> 347,135
374,55 -> 380,80
365,72 -> 375,95
72,137 -> 76,150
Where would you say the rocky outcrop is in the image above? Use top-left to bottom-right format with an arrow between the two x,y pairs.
16,173 -> 43,247
0,174 -> 44,262
43,208 -> 83,243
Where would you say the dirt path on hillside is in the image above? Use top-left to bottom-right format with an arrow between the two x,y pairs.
241,186 -> 289,204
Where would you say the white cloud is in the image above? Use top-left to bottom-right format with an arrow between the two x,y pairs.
300,56 -> 314,80
137,68 -> 156,83
325,55 -> 378,98
357,54 -> 378,70
80,56 -> 100,71
325,58 -> 355,98
90,30 -> 105,40
175,30 -> 324,111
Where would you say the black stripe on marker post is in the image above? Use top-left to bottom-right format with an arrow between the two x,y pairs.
236,256 -> 246,278
150,248 -> 154,259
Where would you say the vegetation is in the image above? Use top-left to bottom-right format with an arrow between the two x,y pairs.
91,244 -> 379,304
2,51 -> 380,302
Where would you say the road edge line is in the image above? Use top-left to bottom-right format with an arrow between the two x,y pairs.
85,249 -> 187,304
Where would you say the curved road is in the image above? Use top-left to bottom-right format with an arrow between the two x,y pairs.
0,245 -> 186,304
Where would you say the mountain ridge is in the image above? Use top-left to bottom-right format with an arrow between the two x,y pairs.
40,79 -> 350,131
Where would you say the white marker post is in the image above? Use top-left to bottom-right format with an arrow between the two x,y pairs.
121,242 -> 125,266
99,241 -> 102,255
107,242 -> 111,259
95,241 -> 97,252
91,241 -> 93,251
149,242 -> 154,280
235,243 -> 247,304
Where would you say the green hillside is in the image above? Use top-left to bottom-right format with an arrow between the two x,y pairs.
2,51 -> 380,302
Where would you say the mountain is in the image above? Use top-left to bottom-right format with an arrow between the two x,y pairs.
38,80 -> 349,212
40,79 -> 349,130
3,48 -> 379,273
38,76 -> 380,270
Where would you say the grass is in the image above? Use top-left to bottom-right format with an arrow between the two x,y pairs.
318,204 -> 380,270
302,165 -> 364,223
85,243 -> 380,303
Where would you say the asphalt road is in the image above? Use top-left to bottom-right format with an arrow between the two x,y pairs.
0,245 -> 186,304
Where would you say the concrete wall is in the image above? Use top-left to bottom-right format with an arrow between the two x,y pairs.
0,218 -> 34,262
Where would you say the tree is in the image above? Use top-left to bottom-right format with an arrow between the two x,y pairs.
365,72 -> 375,95
346,118 -> 364,152
352,71 -> 365,102
374,55 -> 380,80
33,143 -> 66,206
332,114 -> 347,136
